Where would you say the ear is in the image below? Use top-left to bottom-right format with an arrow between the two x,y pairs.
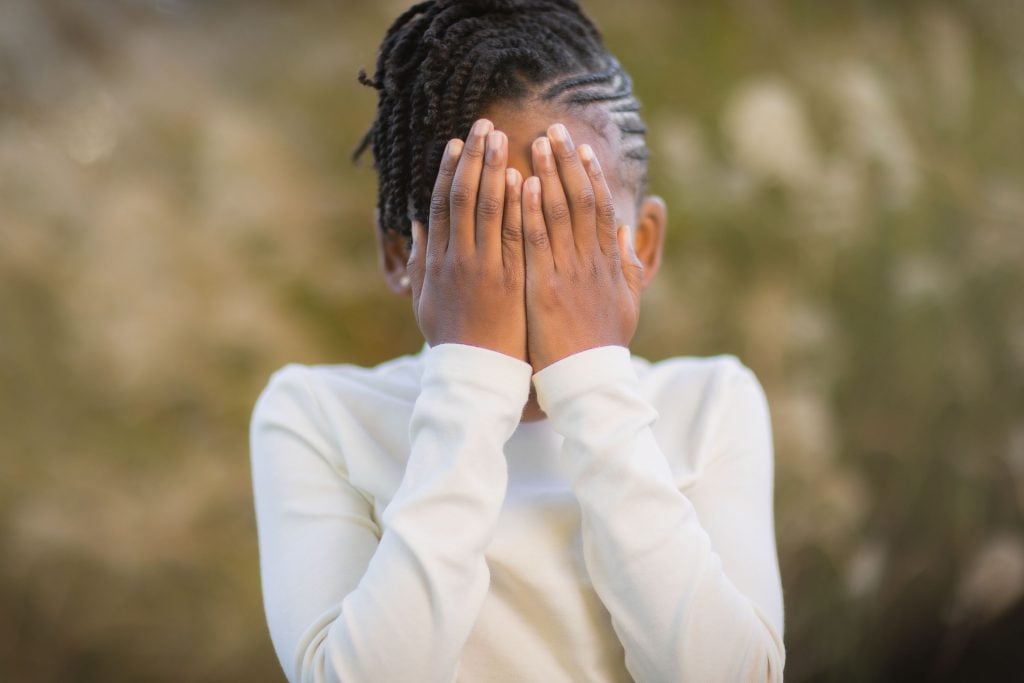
375,218 -> 413,296
632,195 -> 667,291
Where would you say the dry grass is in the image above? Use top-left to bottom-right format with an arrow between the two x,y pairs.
1,0 -> 1022,680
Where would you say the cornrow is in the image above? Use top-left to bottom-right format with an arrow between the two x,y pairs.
542,58 -> 649,163
356,0 -> 649,239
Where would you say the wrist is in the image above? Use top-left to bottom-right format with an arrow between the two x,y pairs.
431,334 -> 527,363
531,345 -> 635,413
529,335 -> 631,373
424,342 -> 533,396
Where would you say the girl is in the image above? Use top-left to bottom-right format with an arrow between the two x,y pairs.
250,1 -> 785,681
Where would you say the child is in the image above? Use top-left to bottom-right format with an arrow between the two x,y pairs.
250,1 -> 785,681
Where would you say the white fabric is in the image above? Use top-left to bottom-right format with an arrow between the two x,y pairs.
250,343 -> 785,682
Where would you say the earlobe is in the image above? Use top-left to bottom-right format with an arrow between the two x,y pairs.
375,221 -> 414,296
633,195 -> 667,291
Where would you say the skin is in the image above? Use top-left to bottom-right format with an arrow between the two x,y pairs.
377,98 -> 668,421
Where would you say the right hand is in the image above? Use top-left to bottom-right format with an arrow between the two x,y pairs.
406,118 -> 528,362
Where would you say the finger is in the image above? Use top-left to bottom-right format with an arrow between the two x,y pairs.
548,123 -> 597,255
532,135 -> 573,265
450,118 -> 493,254
578,143 -> 618,257
502,167 -> 525,276
617,225 -> 645,293
427,138 -> 464,259
522,175 -> 554,275
476,130 -> 508,260
408,219 -> 428,308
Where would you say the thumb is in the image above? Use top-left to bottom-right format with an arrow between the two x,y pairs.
617,225 -> 644,292
408,220 -> 428,305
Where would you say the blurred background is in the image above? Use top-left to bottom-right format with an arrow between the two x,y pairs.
1,0 -> 1022,680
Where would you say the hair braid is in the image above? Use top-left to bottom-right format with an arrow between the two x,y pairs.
357,0 -> 650,238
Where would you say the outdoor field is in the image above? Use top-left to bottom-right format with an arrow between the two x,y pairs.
1,0 -> 1022,680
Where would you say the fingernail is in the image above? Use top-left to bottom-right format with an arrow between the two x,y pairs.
581,146 -> 600,173
525,176 -> 541,196
535,137 -> 551,157
550,123 -> 569,142
447,138 -> 464,157
472,119 -> 492,137
486,131 -> 504,162
506,168 -> 519,187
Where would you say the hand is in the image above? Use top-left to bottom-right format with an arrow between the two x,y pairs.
406,119 -> 528,362
521,123 -> 644,372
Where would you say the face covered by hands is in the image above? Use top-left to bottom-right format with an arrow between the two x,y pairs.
401,111 -> 665,375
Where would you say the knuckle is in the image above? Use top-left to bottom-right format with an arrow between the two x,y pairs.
476,195 -> 503,220
460,256 -> 486,282
484,153 -> 503,171
526,228 -> 550,250
432,165 -> 455,190
483,266 -> 505,288
450,254 -> 471,276
540,162 -> 559,178
450,183 -> 475,210
462,141 -> 484,159
501,221 -> 522,243
426,254 -> 445,278
429,193 -> 449,220
548,200 -> 571,224
437,160 -> 457,180
539,278 -> 561,301
574,188 -> 597,211
597,197 -> 616,220
502,264 -> 522,286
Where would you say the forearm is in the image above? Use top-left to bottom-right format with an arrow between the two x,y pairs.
254,345 -> 531,683
535,347 -> 785,682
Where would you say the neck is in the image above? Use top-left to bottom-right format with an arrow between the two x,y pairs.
520,386 -> 547,423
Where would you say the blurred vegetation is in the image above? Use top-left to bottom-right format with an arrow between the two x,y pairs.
1,0 -> 1023,680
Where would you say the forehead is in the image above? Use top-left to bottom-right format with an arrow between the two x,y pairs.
479,98 -> 635,204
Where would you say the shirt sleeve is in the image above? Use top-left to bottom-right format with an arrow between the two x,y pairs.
533,346 -> 785,683
250,344 -> 531,683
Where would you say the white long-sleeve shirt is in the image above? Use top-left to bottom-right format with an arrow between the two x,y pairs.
250,344 -> 785,682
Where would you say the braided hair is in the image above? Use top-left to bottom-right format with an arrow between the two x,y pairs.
355,0 -> 649,239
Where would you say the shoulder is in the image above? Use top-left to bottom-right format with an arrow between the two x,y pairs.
249,352 -> 425,484
631,352 -> 771,474
632,352 -> 766,415
251,351 -> 424,436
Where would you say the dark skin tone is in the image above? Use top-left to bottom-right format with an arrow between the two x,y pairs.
377,99 -> 668,421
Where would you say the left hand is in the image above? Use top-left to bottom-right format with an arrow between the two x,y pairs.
521,123 -> 645,373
